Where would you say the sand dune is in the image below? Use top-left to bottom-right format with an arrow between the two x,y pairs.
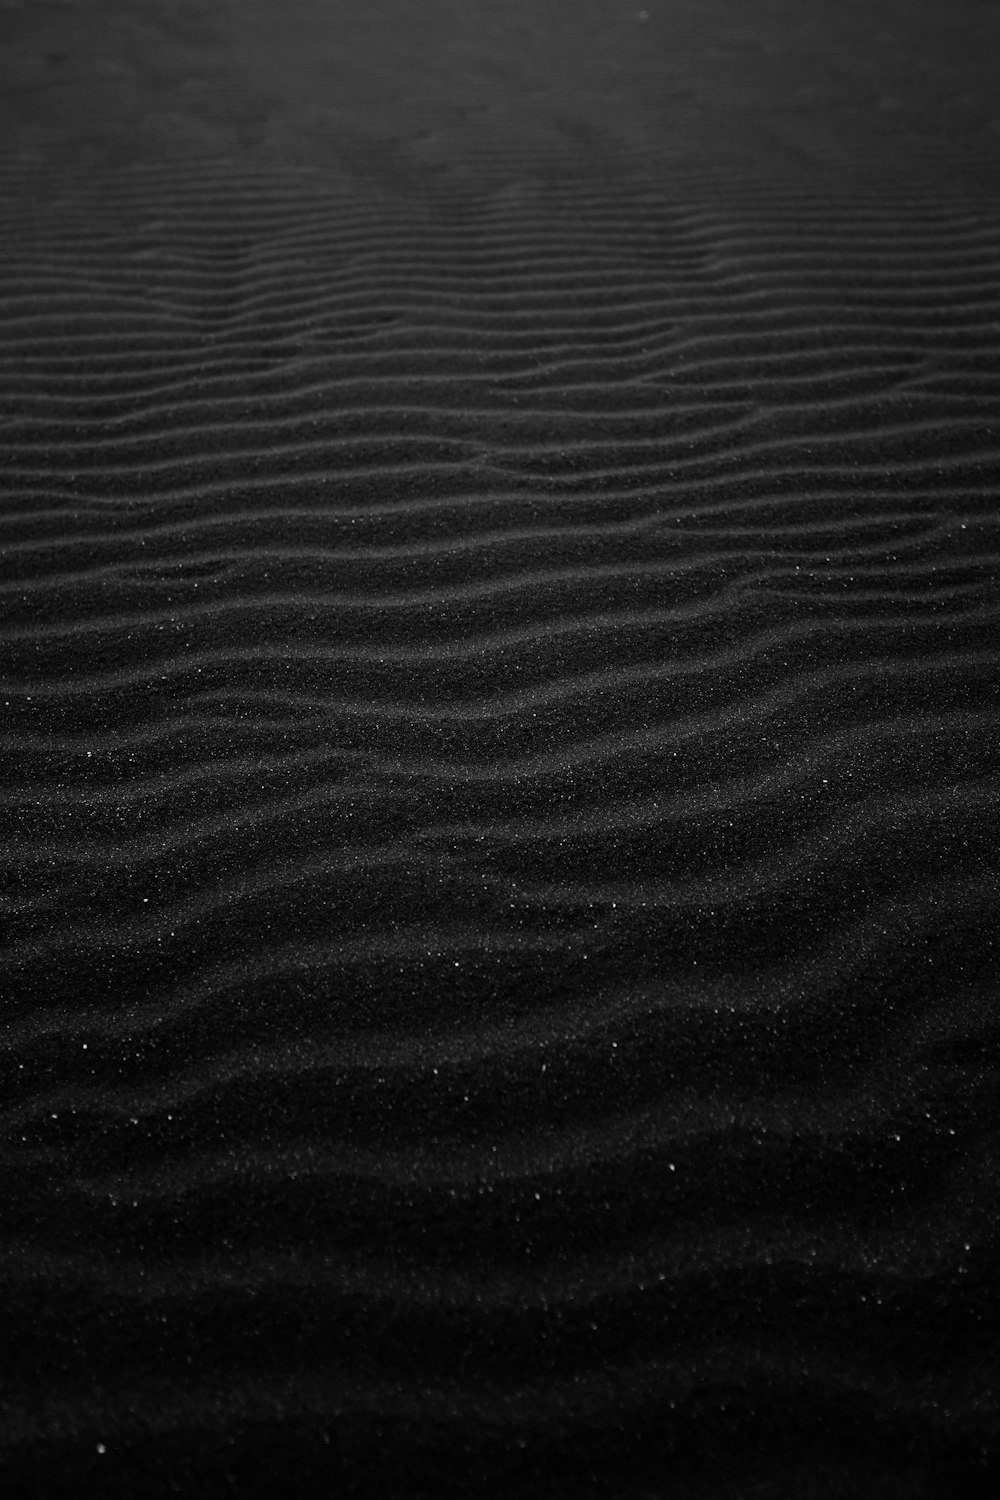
2,26 -> 1000,1490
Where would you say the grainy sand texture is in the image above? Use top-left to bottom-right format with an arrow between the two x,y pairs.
2,2 -> 999,1496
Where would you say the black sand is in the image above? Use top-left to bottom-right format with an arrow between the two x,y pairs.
2,2 -> 999,1496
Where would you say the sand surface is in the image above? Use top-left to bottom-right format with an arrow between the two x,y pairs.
2,2 -> 999,1496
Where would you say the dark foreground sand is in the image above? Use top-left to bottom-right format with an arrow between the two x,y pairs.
2,2 -> 999,1496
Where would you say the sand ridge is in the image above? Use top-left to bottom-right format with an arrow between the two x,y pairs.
2,5 -> 1000,1497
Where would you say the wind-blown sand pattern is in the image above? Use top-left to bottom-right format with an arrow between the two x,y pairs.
3,5 -> 1000,1493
